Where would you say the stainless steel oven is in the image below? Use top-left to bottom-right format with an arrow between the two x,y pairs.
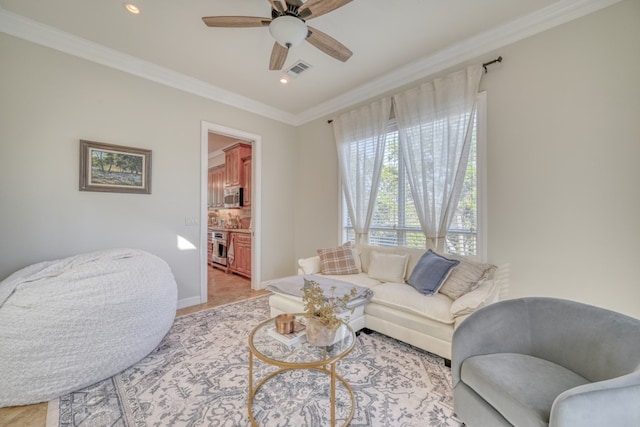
212,231 -> 228,266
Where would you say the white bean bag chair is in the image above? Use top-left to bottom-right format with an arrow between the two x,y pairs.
0,248 -> 178,407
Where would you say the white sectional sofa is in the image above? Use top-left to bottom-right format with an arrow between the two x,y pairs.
268,244 -> 508,362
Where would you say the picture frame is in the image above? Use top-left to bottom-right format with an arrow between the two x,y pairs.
79,140 -> 152,194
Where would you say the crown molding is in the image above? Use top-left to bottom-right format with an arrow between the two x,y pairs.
297,0 -> 623,124
1,0 -> 622,127
0,7 -> 299,126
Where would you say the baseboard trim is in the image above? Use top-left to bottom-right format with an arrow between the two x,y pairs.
177,296 -> 201,309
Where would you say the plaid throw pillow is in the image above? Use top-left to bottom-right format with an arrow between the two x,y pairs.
317,242 -> 359,275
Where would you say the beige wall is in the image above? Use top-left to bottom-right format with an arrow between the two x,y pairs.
294,0 -> 640,318
0,34 -> 297,306
293,118 -> 341,263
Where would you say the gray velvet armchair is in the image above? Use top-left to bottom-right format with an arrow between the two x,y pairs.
451,297 -> 640,427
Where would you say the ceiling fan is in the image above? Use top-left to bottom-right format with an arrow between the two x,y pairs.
202,0 -> 353,70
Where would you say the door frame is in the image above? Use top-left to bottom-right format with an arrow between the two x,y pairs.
200,121 -> 262,303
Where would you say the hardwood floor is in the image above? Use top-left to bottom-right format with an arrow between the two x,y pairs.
177,266 -> 268,316
0,403 -> 47,427
0,266 -> 268,427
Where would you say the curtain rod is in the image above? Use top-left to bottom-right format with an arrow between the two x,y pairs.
482,56 -> 503,73
328,56 -> 503,124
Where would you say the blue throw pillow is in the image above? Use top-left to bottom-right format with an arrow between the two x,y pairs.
407,250 -> 460,295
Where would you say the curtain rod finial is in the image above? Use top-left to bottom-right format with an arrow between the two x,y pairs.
482,56 -> 503,73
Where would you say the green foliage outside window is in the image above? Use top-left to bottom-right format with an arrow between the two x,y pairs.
344,115 -> 478,256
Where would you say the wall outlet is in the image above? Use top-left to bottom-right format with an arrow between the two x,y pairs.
185,216 -> 199,227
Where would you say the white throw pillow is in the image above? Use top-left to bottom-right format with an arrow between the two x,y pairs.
450,280 -> 497,319
367,251 -> 409,283
352,247 -> 363,272
298,256 -> 321,275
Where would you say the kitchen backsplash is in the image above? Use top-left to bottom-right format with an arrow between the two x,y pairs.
208,208 -> 251,229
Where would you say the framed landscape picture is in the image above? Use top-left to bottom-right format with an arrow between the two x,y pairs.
79,140 -> 152,194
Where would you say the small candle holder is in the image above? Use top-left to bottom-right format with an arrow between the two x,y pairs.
275,313 -> 295,334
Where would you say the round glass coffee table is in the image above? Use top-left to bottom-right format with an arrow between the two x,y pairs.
248,314 -> 356,426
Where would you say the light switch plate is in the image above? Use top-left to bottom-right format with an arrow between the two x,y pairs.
185,216 -> 199,226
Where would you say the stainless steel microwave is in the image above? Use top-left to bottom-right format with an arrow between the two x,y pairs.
224,187 -> 243,208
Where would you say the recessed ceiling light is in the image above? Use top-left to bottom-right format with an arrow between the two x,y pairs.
124,3 -> 140,14
279,77 -> 289,84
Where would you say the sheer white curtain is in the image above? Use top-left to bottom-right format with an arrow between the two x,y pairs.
332,98 -> 392,244
393,65 -> 483,252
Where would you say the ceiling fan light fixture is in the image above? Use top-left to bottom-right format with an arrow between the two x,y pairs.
269,16 -> 307,48
123,2 -> 141,14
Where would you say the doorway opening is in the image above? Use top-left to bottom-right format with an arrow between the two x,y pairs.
200,122 -> 262,305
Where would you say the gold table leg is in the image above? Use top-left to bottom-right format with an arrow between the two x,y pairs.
248,366 -> 354,427
248,351 -> 255,425
330,362 -> 336,426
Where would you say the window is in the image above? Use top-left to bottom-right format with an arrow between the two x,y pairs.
342,93 -> 486,258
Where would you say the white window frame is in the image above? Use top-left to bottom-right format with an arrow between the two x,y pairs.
337,91 -> 488,261
476,91 -> 488,262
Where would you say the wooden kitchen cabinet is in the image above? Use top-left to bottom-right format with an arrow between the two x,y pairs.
214,165 -> 225,207
242,155 -> 252,208
207,168 -> 214,207
229,232 -> 251,279
208,165 -> 225,208
224,143 -> 251,188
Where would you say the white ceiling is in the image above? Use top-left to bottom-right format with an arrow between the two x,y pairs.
0,0 -> 621,125
208,131 -> 250,154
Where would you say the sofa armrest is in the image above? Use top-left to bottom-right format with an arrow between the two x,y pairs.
450,279 -> 499,320
298,256 -> 321,275
451,299 -> 533,386
491,263 -> 510,300
550,372 -> 640,426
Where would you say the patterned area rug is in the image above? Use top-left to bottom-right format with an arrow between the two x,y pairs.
47,295 -> 462,426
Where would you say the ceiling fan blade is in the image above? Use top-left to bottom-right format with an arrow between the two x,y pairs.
267,0 -> 288,13
269,42 -> 289,70
298,0 -> 352,20
306,26 -> 352,62
202,16 -> 271,28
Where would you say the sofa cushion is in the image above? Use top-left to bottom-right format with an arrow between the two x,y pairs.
355,244 -> 426,277
439,255 -> 496,300
461,353 -> 590,426
407,250 -> 460,295
298,256 -> 321,274
317,242 -> 359,275
371,283 -> 454,324
367,251 -> 409,283
300,249 -> 363,275
352,247 -> 363,272
323,273 -> 382,289
450,280 -> 498,319
364,302 -> 455,343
